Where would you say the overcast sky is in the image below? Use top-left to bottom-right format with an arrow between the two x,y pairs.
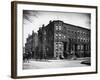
23,10 -> 91,46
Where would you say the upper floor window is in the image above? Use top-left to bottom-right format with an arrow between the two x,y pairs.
77,37 -> 80,39
71,30 -> 74,33
58,33 -> 61,39
59,26 -> 61,30
56,26 -> 59,30
63,35 -> 66,39
55,33 -> 64,39
87,38 -> 89,42
58,43 -> 61,47
75,31 -> 77,34
55,33 -> 58,39
56,25 -> 61,30
77,45 -> 80,50
77,31 -> 80,34
83,38 -> 85,42
55,43 -> 58,47
81,45 -> 84,50
55,33 -> 58,36
59,33 -> 61,36
80,37 -> 82,40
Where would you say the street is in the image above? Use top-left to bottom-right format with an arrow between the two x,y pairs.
23,59 -> 90,69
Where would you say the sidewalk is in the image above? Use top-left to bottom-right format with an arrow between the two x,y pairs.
23,58 -> 89,69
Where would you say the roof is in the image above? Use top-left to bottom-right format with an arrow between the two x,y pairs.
52,20 -> 90,31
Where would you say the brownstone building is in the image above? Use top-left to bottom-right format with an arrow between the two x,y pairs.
37,20 -> 90,59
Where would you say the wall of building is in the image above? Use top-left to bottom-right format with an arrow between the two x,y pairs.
53,20 -> 90,59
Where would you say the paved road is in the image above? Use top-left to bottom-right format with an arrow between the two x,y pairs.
23,59 -> 89,69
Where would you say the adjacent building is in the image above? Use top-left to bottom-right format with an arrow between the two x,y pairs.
25,31 -> 38,59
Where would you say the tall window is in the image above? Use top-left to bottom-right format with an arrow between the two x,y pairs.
55,43 -> 58,50
58,33 -> 61,39
59,33 -> 61,36
59,26 -> 61,30
58,43 -> 62,47
77,45 -> 80,50
56,26 -> 59,30
63,35 -> 65,39
81,45 -> 83,50
55,33 -> 58,39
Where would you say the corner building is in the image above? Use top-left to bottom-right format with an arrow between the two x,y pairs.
38,20 -> 91,59
25,31 -> 38,59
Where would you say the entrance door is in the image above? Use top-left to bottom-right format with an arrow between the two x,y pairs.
63,42 -> 67,58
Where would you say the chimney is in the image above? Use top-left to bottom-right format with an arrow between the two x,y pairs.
42,24 -> 45,27
49,20 -> 52,23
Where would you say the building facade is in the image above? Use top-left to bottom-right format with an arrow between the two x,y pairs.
25,20 -> 90,60
37,20 -> 90,59
25,31 -> 38,59
53,20 -> 90,59
37,23 -> 54,59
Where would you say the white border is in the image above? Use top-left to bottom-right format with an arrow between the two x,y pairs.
17,3 -> 96,76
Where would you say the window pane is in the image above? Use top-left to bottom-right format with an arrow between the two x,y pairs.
59,26 -> 61,30
56,26 -> 58,30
